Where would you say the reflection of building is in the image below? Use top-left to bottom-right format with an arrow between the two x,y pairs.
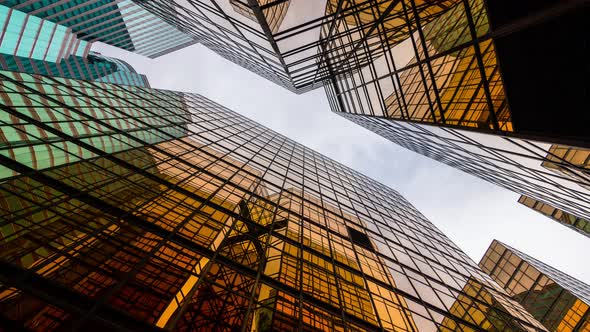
326,0 -> 590,228
479,240 -> 590,332
0,50 -> 151,87
0,70 -> 187,179
0,5 -> 150,86
541,145 -> 590,191
229,0 -> 290,34
378,0 -> 507,131
441,278 -> 536,332
90,52 -> 151,87
323,0 -> 458,76
0,1 -> 196,58
325,0 -> 455,46
0,71 -> 546,331
518,196 -> 590,238
115,0 -> 590,233
246,189 -> 417,331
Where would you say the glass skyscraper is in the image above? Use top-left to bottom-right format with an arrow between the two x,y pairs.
1,0 -> 197,58
518,196 -> 590,238
127,0 -> 590,233
480,241 -> 590,332
341,115 -> 590,229
0,69 -> 548,331
0,49 -> 151,87
0,4 -> 150,87
91,51 -> 151,87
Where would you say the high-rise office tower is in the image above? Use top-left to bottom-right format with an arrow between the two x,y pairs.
0,69 -> 548,331
90,51 -> 151,87
479,241 -> 590,332
0,0 -> 197,58
129,0 -> 590,232
0,4 -> 150,86
518,196 -> 590,238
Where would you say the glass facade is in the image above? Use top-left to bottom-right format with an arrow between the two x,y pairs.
91,52 -> 151,87
541,146 -> 590,192
321,0 -> 589,186
0,5 -> 150,87
229,0 -> 290,34
479,241 -> 590,332
324,0 -> 510,130
518,196 -> 590,238
0,70 -> 184,179
0,4 -> 90,63
0,51 -> 150,87
337,113 -> 590,231
0,70 -> 548,331
125,0 -> 590,233
133,0 -> 481,93
132,0 -> 586,138
1,0 -> 197,58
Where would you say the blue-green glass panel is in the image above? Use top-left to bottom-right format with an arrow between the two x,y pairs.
0,8 -> 26,54
45,26 -> 67,62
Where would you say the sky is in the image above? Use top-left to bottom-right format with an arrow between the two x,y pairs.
94,42 -> 590,284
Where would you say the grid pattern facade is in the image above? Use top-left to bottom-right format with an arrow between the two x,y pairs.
132,0 -> 297,91
0,52 -> 112,81
131,0 -> 586,135
131,0 -> 463,92
325,0 -> 511,132
132,0 -> 587,143
323,0 -> 588,147
229,0 -> 290,34
0,70 -> 184,179
124,0 -> 590,235
541,146 -> 590,192
0,70 -> 548,331
135,0 -> 519,100
0,52 -> 150,87
0,4 -> 90,63
339,114 -> 590,228
479,241 -> 590,332
2,0 -> 197,58
0,5 -> 150,86
518,196 -> 590,238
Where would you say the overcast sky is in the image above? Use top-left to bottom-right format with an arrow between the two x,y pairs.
94,42 -> 590,284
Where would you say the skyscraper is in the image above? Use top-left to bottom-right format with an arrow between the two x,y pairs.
128,0 -> 590,232
0,4 -> 150,86
90,51 -> 151,87
479,240 -> 590,332
1,0 -> 197,58
340,115 -> 590,228
0,69 -> 548,331
518,196 -> 590,238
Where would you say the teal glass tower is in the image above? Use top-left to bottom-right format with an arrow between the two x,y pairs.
0,4 -> 150,87
0,0 -> 197,58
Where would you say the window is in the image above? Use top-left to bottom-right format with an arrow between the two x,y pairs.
347,226 -> 374,252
